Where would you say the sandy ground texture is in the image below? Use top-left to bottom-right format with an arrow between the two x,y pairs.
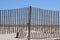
0,33 -> 60,40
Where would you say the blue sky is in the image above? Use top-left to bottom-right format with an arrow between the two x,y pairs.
0,0 -> 60,11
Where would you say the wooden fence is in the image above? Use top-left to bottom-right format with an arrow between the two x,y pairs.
0,6 -> 59,39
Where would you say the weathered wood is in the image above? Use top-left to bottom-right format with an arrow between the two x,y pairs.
28,6 -> 32,40
16,32 -> 19,38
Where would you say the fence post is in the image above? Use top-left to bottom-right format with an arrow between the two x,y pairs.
16,32 -> 19,38
28,6 -> 32,40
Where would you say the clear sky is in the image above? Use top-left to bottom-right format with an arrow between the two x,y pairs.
0,0 -> 60,11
